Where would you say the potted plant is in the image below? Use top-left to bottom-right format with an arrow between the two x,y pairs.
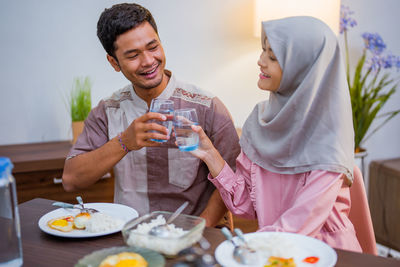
340,5 -> 400,154
69,76 -> 92,144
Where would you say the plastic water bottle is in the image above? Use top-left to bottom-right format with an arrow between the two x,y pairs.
0,157 -> 23,267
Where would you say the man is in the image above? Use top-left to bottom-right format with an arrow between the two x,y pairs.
62,3 -> 240,226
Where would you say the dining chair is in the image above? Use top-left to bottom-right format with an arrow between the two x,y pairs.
349,165 -> 378,255
215,211 -> 234,231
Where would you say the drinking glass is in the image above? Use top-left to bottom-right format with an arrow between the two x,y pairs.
173,108 -> 199,151
149,98 -> 174,142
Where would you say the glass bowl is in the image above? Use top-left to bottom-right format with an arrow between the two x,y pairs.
122,211 -> 206,256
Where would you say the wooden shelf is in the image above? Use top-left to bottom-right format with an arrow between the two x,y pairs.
0,141 -> 114,204
369,158 -> 400,251
0,141 -> 71,172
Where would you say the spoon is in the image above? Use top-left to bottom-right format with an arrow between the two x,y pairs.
149,201 -> 189,237
221,227 -> 249,265
52,196 -> 98,214
234,228 -> 257,264
221,227 -> 259,265
76,196 -> 99,213
234,228 -> 254,248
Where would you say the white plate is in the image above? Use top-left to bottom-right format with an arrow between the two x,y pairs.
215,232 -> 337,267
38,203 -> 138,238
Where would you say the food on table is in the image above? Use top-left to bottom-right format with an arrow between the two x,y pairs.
133,214 -> 188,238
47,211 -> 123,233
264,256 -> 296,267
85,212 -> 124,233
240,233 -> 303,266
73,212 -> 91,229
47,215 -> 74,232
98,252 -> 148,267
125,214 -> 204,256
262,255 -> 320,266
303,256 -> 319,264
247,234 -> 298,259
242,234 -> 321,266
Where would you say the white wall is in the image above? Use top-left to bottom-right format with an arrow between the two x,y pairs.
0,0 -> 263,145
0,0 -> 399,180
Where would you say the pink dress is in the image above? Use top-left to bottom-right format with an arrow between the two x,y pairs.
210,151 -> 362,252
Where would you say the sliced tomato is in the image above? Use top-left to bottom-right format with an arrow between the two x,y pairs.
303,256 -> 319,264
65,215 -> 74,222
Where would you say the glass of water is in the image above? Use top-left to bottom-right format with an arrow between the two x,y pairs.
149,98 -> 174,142
173,108 -> 199,151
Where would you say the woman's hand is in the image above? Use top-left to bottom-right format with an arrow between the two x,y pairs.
189,125 -> 214,160
190,125 -> 225,178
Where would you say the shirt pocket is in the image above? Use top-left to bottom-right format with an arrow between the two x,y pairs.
114,148 -> 148,193
168,148 -> 200,189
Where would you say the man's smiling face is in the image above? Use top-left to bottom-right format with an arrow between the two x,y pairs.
108,21 -> 167,94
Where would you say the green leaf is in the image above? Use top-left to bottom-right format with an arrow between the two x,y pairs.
345,41 -> 400,150
69,76 -> 92,122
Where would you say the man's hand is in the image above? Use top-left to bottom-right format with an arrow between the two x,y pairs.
120,112 -> 170,151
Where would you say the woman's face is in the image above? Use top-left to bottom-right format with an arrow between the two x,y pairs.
257,37 -> 282,92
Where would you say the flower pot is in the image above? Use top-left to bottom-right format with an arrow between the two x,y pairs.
71,121 -> 84,144
355,149 -> 368,178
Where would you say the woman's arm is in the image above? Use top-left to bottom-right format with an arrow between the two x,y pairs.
191,126 -> 256,219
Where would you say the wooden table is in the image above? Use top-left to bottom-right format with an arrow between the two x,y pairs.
17,198 -> 400,266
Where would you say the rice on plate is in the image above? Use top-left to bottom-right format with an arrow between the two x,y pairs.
85,212 -> 124,233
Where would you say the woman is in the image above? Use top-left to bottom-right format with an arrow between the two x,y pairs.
190,16 -> 361,252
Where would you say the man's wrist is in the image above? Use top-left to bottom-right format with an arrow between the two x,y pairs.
117,132 -> 129,153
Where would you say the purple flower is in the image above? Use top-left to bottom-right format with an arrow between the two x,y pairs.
366,55 -> 381,71
382,53 -> 396,69
342,5 -> 400,73
365,50 -> 399,71
340,5 -> 357,34
362,32 -> 386,55
396,56 -> 400,71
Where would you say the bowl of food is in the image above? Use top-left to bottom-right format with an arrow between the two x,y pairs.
122,211 -> 205,256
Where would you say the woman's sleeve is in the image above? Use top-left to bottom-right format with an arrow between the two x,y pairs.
258,171 -> 344,237
208,151 -> 257,219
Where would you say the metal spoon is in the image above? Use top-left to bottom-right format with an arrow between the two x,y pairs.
234,228 -> 259,264
52,201 -> 99,213
52,196 -> 98,214
149,201 -> 189,237
76,196 -> 99,213
234,228 -> 255,250
221,227 -> 250,265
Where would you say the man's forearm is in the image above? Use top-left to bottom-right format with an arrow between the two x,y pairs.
62,137 -> 127,191
200,189 -> 228,227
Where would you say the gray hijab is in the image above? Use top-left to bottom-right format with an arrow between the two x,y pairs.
240,16 -> 354,183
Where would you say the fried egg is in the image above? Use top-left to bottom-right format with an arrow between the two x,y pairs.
99,252 -> 148,267
74,212 -> 91,229
47,215 -> 74,232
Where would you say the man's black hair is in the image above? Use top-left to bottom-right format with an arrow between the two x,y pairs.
97,3 -> 158,58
